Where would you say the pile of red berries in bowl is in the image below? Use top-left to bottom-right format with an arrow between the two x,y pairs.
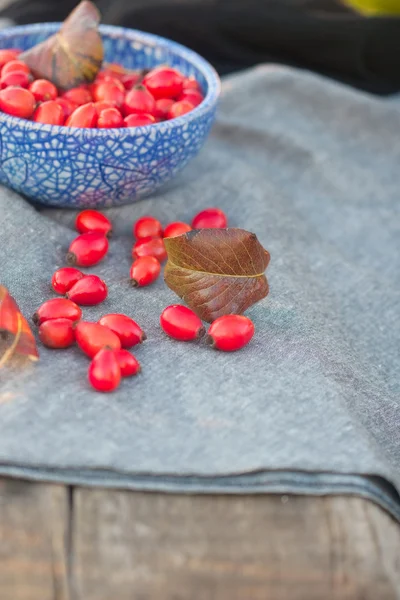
0,23 -> 220,206
32,207 -> 256,393
0,48 -> 204,128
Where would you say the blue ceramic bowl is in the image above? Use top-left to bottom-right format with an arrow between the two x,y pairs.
0,23 -> 220,207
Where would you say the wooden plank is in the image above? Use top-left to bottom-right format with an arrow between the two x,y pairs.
1,478 -> 399,600
72,490 -> 400,600
0,479 -> 70,600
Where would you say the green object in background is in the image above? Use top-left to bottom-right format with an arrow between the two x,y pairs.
343,0 -> 400,14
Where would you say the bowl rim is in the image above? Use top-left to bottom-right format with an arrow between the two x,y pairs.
0,22 -> 221,136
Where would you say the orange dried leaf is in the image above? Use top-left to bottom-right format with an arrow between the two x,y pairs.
20,0 -> 103,90
164,228 -> 270,323
0,285 -> 39,369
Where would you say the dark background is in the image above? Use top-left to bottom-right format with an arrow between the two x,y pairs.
1,0 -> 400,93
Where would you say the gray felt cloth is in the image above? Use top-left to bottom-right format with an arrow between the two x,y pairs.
1,66 -> 400,519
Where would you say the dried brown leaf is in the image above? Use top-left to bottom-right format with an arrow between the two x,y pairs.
20,1 -> 103,90
0,286 -> 39,369
164,228 -> 270,322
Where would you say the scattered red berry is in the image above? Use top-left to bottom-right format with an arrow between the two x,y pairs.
1,60 -> 30,76
177,90 -> 203,107
75,209 -> 112,237
33,100 -> 64,125
143,66 -> 184,99
160,305 -> 205,341
98,314 -> 146,348
191,208 -> 227,229
67,275 -> 108,306
88,348 -> 121,392
206,315 -> 254,352
114,349 -> 141,377
97,107 -> 124,128
163,221 -> 192,238
93,79 -> 125,107
0,70 -> 30,89
39,318 -> 75,349
29,79 -> 58,102
0,87 -> 36,118
0,49 -> 21,70
167,100 -> 195,119
65,102 -> 97,128
75,321 -> 121,358
62,87 -> 92,106
130,256 -> 161,287
51,267 -> 84,294
122,84 -> 156,116
67,232 -> 109,267
124,113 -> 156,127
32,298 -> 82,325
55,97 -> 78,120
132,236 -> 167,262
133,215 -> 163,239
153,98 -> 174,120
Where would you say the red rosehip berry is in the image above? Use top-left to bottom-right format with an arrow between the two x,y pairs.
206,315 -> 254,352
94,100 -> 117,114
39,318 -> 75,349
124,113 -> 156,127
55,97 -> 78,120
62,87 -> 92,106
121,71 -> 142,90
122,84 -> 156,116
65,102 -> 97,128
66,275 -> 108,306
75,209 -> 112,237
32,298 -> 82,325
51,267 -> 84,295
143,66 -> 184,99
133,215 -> 163,239
98,63 -> 126,80
130,256 -> 161,287
132,236 -> 167,262
167,100 -> 195,120
182,76 -> 202,92
67,232 -> 109,267
191,208 -> 227,229
29,79 -> 58,102
0,49 -> 21,70
160,305 -> 205,341
153,98 -> 174,120
114,349 -> 141,377
33,100 -> 64,125
163,221 -> 192,238
88,348 -> 121,392
1,60 -> 30,76
0,70 -> 30,89
98,314 -> 146,348
0,87 -> 36,119
97,107 -> 124,128
75,321 -> 121,358
177,90 -> 203,107
93,79 -> 125,107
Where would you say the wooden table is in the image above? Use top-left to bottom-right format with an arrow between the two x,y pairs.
1,478 -> 400,600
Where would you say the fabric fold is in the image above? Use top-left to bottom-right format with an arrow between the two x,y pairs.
0,66 -> 399,519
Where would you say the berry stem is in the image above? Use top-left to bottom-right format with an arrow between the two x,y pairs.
66,252 -> 76,266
